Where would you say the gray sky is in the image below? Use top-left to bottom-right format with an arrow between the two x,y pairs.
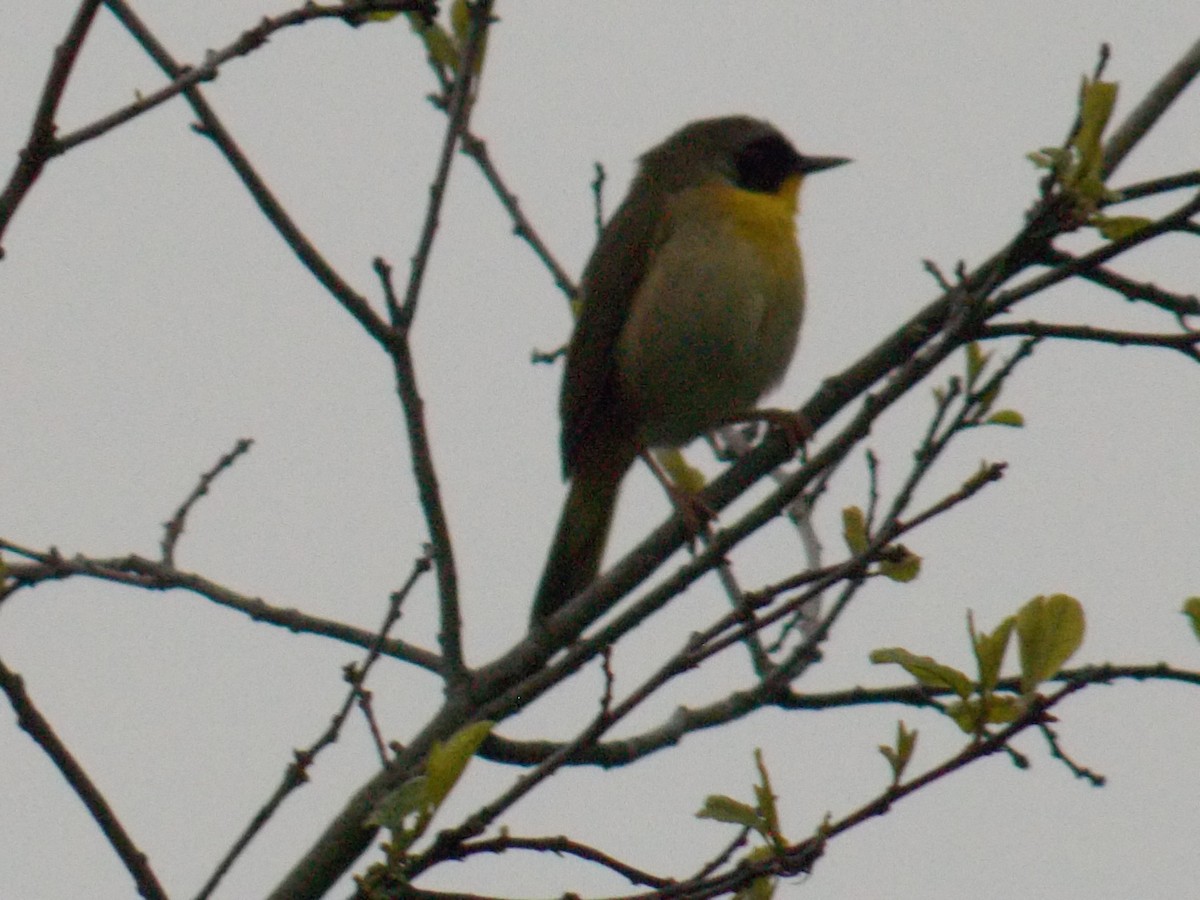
2,4 -> 1199,899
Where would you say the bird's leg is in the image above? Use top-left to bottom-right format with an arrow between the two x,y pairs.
640,448 -> 715,542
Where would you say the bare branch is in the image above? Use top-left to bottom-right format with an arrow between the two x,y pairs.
0,542 -> 443,672
1103,37 -> 1200,178
982,321 -> 1200,361
460,131 -> 577,300
413,833 -> 674,889
378,1 -> 496,687
990,188 -> 1200,314
53,3 -> 435,155
397,0 -> 493,325
374,260 -> 466,685
1039,246 -> 1200,318
102,0 -> 392,346
1110,169 -> 1200,203
195,547 -> 432,899
0,654 -> 168,900
0,0 -> 103,255
160,438 -> 254,565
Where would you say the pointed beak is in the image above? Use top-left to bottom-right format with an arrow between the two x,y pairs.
797,154 -> 852,174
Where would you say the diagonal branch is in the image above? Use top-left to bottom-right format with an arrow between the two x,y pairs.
0,655 -> 168,900
382,0 -> 497,688
981,321 -> 1200,361
459,130 -> 578,300
1039,246 -> 1200,318
54,2 -> 436,156
102,0 -> 391,347
160,438 -> 254,566
194,546 -> 433,899
396,0 -> 494,325
1103,37 -> 1200,179
0,542 -> 444,673
0,0 -> 103,255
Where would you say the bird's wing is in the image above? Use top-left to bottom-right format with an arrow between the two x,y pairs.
559,178 -> 670,476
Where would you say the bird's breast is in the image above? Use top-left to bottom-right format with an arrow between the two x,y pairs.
615,184 -> 806,448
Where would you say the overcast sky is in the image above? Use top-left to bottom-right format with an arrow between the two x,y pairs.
3,4 -> 1200,899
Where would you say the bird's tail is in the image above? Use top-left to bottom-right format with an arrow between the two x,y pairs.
531,466 -> 623,622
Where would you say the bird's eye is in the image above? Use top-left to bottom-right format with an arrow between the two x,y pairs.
733,134 -> 801,193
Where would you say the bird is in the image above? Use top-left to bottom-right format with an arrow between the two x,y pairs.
531,115 -> 848,623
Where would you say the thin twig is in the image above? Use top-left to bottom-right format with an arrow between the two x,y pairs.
102,0 -> 392,346
375,261 -> 466,685
0,655 -> 168,900
0,542 -> 443,672
459,131 -> 577,299
591,161 -> 607,236
1038,246 -> 1200,318
1110,170 -> 1200,203
194,547 -> 431,900
160,438 -> 253,565
354,677 -> 391,766
430,834 -> 674,889
397,0 -> 494,324
0,0 -> 104,255
1039,722 -> 1106,786
981,321 -> 1200,360
54,3 -> 434,156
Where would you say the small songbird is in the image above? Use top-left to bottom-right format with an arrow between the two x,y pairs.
531,116 -> 848,622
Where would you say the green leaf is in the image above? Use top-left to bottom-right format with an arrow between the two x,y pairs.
406,12 -> 459,73
697,794 -> 766,833
1182,597 -> 1200,642
972,614 -> 1015,692
842,505 -> 869,554
945,698 -> 981,733
1092,214 -> 1153,241
965,342 -> 989,388
1027,147 -> 1071,173
1072,79 -> 1118,195
986,409 -> 1024,428
879,720 -> 918,783
356,7 -> 402,23
948,694 -> 1027,733
366,775 -> 431,831
879,546 -> 921,583
450,0 -> 471,43
1016,594 -> 1085,693
425,720 -> 493,806
981,694 -> 1025,724
735,848 -> 777,900
449,0 -> 489,75
870,648 -> 973,698
752,749 -> 782,846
